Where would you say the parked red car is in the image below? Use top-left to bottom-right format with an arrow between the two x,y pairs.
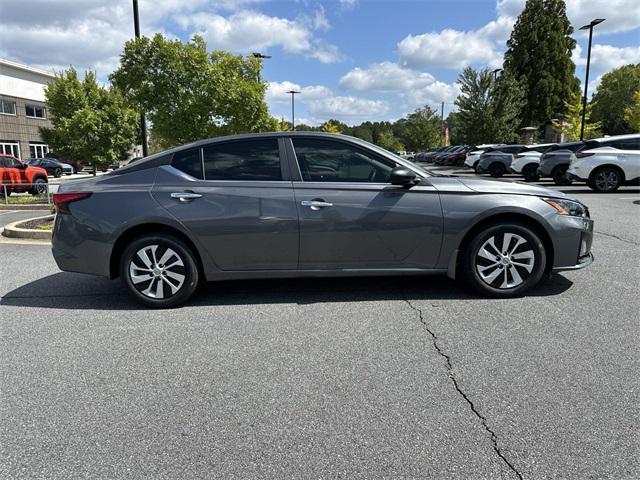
0,154 -> 49,196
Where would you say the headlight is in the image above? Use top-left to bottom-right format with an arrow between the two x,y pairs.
542,198 -> 588,217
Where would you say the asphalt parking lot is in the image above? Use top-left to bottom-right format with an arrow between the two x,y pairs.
1,172 -> 638,479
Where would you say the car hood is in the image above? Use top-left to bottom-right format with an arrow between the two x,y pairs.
456,177 -> 573,200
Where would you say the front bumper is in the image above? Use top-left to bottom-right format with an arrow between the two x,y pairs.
553,252 -> 594,271
566,172 -> 588,182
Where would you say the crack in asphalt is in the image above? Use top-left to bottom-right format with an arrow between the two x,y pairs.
594,231 -> 640,246
402,295 -> 524,480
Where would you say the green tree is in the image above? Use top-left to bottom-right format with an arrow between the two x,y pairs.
552,92 -> 601,141
503,0 -> 580,126
111,34 -> 275,149
454,68 -> 524,144
624,90 -> 640,132
396,106 -> 442,151
40,68 -> 138,172
376,129 -> 404,152
591,64 -> 640,135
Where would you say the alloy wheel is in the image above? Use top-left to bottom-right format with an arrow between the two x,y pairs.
129,244 -> 186,299
475,233 -> 535,289
594,170 -> 619,192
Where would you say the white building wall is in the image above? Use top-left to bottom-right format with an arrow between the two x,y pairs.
0,60 -> 54,101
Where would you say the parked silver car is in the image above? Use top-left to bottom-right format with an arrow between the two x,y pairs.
52,133 -> 593,307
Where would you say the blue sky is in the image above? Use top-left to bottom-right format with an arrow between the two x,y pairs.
1,0 -> 638,125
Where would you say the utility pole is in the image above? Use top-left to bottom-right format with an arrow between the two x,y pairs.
441,101 -> 445,146
287,90 -> 300,130
132,0 -> 148,157
579,18 -> 605,141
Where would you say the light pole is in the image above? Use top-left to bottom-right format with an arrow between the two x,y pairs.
492,68 -> 503,80
286,90 -> 300,130
251,52 -> 272,59
132,0 -> 148,157
579,18 -> 605,141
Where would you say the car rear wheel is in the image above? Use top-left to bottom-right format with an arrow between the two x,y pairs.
552,165 -> 571,185
522,164 -> 540,182
473,161 -> 480,173
121,234 -> 200,308
588,167 -> 623,193
29,178 -> 48,195
462,222 -> 546,297
488,163 -> 506,177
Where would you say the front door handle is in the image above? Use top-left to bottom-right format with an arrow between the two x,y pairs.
301,199 -> 333,210
171,192 -> 202,202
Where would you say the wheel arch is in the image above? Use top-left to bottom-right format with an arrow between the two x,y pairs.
109,222 -> 206,280
448,211 -> 555,279
588,163 -> 626,183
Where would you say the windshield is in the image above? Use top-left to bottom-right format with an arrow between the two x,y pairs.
378,147 -> 442,176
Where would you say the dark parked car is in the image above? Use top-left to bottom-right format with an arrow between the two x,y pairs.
52,132 -> 593,308
435,146 -> 472,166
25,157 -> 69,177
476,145 -> 529,177
415,147 -> 446,163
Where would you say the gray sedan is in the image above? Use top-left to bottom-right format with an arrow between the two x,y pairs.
51,133 -> 594,307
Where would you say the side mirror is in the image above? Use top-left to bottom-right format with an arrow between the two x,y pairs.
15,163 -> 28,169
389,166 -> 418,187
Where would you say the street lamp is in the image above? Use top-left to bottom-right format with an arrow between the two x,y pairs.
251,52 -> 272,59
579,18 -> 605,141
286,90 -> 300,130
132,0 -> 148,157
492,68 -> 503,80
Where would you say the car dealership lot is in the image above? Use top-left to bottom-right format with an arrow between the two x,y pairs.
0,177 -> 638,478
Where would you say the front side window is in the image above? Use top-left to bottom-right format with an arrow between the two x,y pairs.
202,139 -> 281,181
293,138 -> 397,183
0,100 -> 16,115
171,148 -> 203,179
25,104 -> 46,118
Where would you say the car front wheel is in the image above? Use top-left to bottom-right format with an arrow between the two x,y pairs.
120,234 -> 200,308
53,168 -> 63,178
522,164 -> 540,182
552,165 -> 571,185
488,163 -> 506,177
462,222 -> 546,297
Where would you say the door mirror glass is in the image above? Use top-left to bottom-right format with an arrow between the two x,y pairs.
389,166 -> 417,186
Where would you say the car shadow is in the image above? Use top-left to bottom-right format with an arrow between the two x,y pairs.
0,271 -> 574,311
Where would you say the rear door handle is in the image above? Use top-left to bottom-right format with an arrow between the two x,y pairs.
301,199 -> 333,210
171,192 -> 202,202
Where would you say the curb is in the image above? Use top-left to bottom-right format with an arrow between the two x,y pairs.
0,204 -> 52,211
2,214 -> 54,240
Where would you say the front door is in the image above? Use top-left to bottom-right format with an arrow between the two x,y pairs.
287,137 -> 443,270
152,138 -> 299,271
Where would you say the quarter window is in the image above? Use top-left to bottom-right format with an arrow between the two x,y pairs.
171,148 -> 204,179
25,104 -> 46,119
202,139 -> 281,181
0,100 -> 16,115
292,138 -> 397,183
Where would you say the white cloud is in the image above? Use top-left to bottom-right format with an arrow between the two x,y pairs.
576,44 -> 640,73
339,0 -> 358,10
398,28 -> 505,70
266,81 -> 332,103
178,10 -> 342,63
339,62 -> 435,92
404,81 -> 462,110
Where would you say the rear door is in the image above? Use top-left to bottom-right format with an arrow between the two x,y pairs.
286,136 -> 443,270
152,138 -> 299,271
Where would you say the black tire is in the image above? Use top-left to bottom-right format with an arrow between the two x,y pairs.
53,168 -> 62,178
551,165 -> 571,185
120,234 -> 200,308
473,161 -> 480,173
488,162 -> 506,178
461,222 -> 546,298
588,166 -> 623,193
522,164 -> 540,182
29,177 -> 48,195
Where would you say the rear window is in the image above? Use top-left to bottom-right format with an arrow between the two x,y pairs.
602,138 -> 640,150
202,139 -> 281,181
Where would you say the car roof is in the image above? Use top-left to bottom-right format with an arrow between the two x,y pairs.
593,133 -> 640,142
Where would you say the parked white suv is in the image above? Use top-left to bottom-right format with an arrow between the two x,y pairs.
566,134 -> 640,192
464,144 -> 504,170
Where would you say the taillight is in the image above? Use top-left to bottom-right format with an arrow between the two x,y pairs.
576,152 -> 594,158
53,192 -> 92,214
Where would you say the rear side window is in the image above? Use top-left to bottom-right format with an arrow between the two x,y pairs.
202,139 -> 281,181
605,138 -> 640,150
172,148 -> 203,179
